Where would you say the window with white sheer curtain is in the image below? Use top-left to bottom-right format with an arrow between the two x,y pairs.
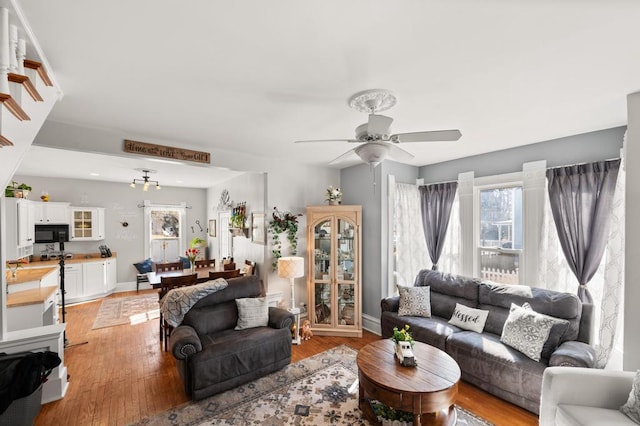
538,157 -> 625,369
392,182 -> 461,296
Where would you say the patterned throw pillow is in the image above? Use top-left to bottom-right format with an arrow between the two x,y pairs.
448,303 -> 489,333
500,303 -> 569,362
397,285 -> 431,317
621,370 -> 640,424
235,297 -> 269,330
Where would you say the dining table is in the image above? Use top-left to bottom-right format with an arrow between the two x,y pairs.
147,267 -> 242,288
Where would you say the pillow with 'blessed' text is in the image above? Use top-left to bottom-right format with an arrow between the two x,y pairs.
448,303 -> 489,333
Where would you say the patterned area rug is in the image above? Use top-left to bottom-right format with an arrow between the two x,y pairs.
92,294 -> 160,329
133,345 -> 493,426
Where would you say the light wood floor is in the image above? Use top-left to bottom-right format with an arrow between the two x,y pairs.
35,290 -> 538,426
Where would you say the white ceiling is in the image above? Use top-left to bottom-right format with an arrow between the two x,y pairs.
13,0 -> 640,186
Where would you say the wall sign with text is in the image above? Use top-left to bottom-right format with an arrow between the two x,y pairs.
124,139 -> 210,164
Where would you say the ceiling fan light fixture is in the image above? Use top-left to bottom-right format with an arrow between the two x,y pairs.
355,143 -> 391,167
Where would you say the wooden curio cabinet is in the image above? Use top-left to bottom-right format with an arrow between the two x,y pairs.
306,205 -> 362,337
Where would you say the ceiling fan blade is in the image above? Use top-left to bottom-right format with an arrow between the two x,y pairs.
391,129 -> 462,143
367,114 -> 394,136
294,139 -> 358,144
328,148 -> 358,165
388,144 -> 415,162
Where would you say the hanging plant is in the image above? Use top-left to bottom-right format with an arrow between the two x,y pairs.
268,207 -> 302,270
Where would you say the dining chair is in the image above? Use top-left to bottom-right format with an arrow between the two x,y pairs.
195,259 -> 216,269
159,273 -> 197,351
244,260 -> 257,276
209,269 -> 241,280
155,261 -> 184,273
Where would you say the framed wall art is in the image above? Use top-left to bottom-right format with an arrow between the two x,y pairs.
251,212 -> 266,245
208,219 -> 216,237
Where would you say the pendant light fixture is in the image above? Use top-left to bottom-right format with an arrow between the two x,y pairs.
130,169 -> 160,191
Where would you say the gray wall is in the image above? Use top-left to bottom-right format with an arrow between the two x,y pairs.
343,126 -> 625,324
206,172 -> 268,286
341,161 -> 418,321
420,126 -> 626,183
12,174 -> 208,284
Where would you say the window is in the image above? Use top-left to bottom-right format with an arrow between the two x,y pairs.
477,185 -> 522,284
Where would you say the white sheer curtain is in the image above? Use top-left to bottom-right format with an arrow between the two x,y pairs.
538,157 -> 625,369
394,183 -> 429,289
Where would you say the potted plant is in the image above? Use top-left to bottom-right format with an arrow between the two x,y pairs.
325,185 -> 342,205
5,181 -> 32,198
268,207 -> 302,270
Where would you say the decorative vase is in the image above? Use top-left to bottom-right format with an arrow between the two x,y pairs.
190,264 -> 196,274
328,199 -> 339,206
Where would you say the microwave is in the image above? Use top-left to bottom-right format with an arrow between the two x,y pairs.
35,224 -> 70,243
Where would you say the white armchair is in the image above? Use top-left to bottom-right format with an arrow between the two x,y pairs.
540,366 -> 636,425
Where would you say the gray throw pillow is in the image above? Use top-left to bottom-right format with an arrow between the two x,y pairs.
235,297 -> 269,330
448,303 -> 489,333
500,303 -> 569,362
397,285 -> 431,317
621,370 -> 640,424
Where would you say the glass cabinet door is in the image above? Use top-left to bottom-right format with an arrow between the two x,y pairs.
313,219 -> 332,326
336,218 -> 356,326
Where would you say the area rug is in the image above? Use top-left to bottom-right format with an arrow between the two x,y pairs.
132,345 -> 492,426
92,294 -> 160,329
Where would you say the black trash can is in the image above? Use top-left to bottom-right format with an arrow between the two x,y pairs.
0,351 -> 61,426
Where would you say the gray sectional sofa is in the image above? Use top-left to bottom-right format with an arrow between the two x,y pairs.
380,270 -> 596,414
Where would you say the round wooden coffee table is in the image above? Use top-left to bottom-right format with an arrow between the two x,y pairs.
357,339 -> 461,426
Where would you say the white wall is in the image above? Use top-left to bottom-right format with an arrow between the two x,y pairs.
12,175 -> 208,284
625,92 -> 640,370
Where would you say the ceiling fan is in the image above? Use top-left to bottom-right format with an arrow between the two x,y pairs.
295,89 -> 462,167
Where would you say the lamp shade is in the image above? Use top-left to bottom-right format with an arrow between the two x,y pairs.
278,256 -> 304,279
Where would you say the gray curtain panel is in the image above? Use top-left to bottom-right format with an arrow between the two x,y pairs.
546,159 -> 621,303
419,182 -> 458,271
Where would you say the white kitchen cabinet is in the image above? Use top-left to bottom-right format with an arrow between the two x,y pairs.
7,286 -> 59,332
3,197 -> 34,260
32,201 -> 70,224
70,207 -> 105,241
83,261 -> 106,296
62,258 -> 117,303
62,263 -> 83,301
106,258 -> 117,292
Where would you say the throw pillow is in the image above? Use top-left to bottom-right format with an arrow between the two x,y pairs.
235,297 -> 269,330
133,258 -> 153,274
621,370 -> 640,424
448,303 -> 489,333
397,285 -> 431,317
500,303 -> 569,362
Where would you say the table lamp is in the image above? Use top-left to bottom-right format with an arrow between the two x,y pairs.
278,256 -> 305,313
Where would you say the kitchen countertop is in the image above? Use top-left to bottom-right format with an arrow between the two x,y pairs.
28,252 -> 117,267
7,286 -> 57,308
6,267 -> 57,286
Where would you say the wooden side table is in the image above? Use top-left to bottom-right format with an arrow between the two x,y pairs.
357,339 -> 461,426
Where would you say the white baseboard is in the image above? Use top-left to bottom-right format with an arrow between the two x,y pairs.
362,313 -> 381,336
115,281 -> 153,293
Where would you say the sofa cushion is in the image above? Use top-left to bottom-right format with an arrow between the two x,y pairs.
191,326 -> 291,395
414,270 -> 480,319
500,303 -> 569,362
235,297 -> 269,330
446,331 -> 546,409
449,303 -> 489,333
398,285 -> 431,317
558,404 -> 637,426
380,311 -> 459,351
620,370 -> 640,423
478,282 -> 581,343
182,275 -> 264,336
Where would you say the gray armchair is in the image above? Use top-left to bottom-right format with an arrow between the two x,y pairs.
170,275 -> 294,400
540,366 -> 636,425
